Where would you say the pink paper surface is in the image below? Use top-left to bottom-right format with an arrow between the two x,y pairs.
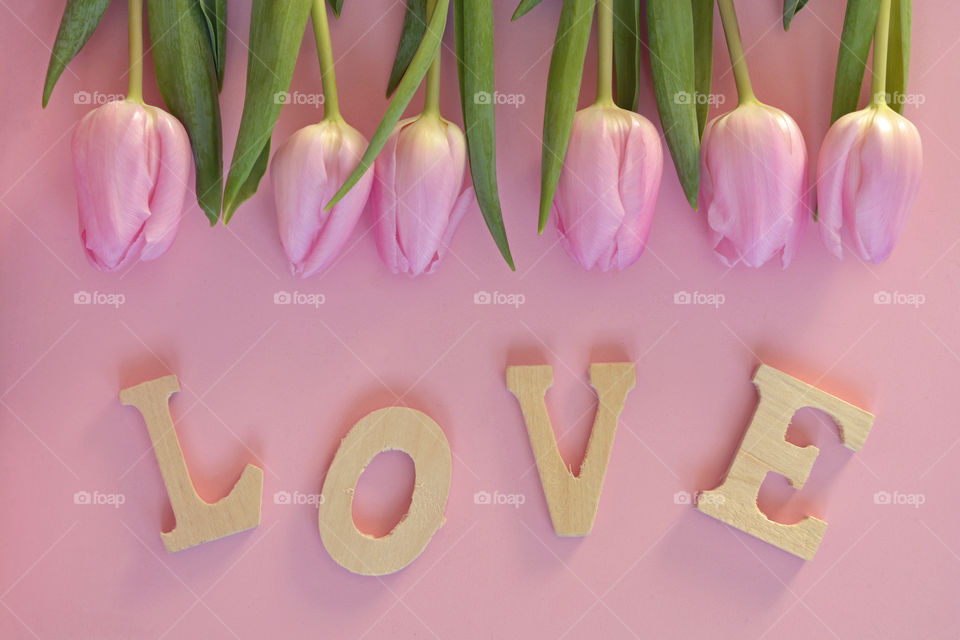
2,1 -> 958,638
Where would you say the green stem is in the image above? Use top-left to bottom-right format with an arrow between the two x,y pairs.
126,0 -> 143,103
311,0 -> 341,120
717,0 -> 755,104
870,0 -> 891,106
423,0 -> 441,116
595,0 -> 613,105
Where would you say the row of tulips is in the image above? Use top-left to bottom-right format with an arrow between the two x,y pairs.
58,0 -> 920,276
548,0 -> 920,270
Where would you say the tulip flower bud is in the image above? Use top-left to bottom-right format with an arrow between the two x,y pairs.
370,115 -> 474,276
699,102 -> 810,268
72,100 -> 191,271
552,103 -> 663,271
271,119 -> 373,278
816,104 -> 922,263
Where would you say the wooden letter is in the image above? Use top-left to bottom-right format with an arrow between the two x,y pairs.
697,364 -> 874,560
318,407 -> 452,576
120,375 -> 263,552
507,363 -> 636,536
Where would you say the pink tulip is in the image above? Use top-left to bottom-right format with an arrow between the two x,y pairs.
72,100 -> 191,271
552,104 -> 663,271
370,115 -> 474,276
271,120 -> 373,278
816,104 -> 922,263
699,102 -> 810,268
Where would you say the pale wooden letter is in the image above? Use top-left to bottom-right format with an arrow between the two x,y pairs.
119,375 -> 263,552
507,363 -> 636,536
318,407 -> 452,576
697,364 -> 874,560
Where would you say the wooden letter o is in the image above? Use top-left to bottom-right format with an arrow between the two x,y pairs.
318,407 -> 452,575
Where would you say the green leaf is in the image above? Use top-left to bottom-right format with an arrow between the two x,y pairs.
454,0 -> 515,270
613,0 -> 641,111
886,0 -> 911,114
646,0 -> 700,208
327,0 -> 343,17
42,0 -> 110,107
692,0 -> 713,138
782,0 -> 810,31
386,0 -> 427,98
538,0 -> 594,233
326,0 -> 450,210
222,0 -> 312,221
148,0 -> 224,224
198,0 -> 227,91
512,0 -> 544,21
830,0 -> 880,123
230,140 -> 271,213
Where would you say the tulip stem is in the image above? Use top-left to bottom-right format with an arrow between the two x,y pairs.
870,0 -> 891,107
126,0 -> 143,103
717,0 -> 756,104
423,0 -> 441,116
595,0 -> 614,105
312,0 -> 341,121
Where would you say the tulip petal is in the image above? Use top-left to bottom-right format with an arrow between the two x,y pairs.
272,121 -> 373,278
426,186 -> 474,274
141,107 -> 191,261
272,125 -> 331,272
816,110 -> 866,259
371,122 -> 407,275
702,103 -> 808,268
296,129 -> 372,277
552,105 -> 664,271
847,109 -> 922,262
73,102 -> 153,271
395,118 -> 465,275
554,107 -> 623,270
370,115 -> 470,276
612,114 -> 663,270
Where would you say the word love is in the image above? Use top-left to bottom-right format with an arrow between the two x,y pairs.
119,363 -> 874,574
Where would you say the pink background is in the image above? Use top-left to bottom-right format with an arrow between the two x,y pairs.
2,1 -> 958,638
